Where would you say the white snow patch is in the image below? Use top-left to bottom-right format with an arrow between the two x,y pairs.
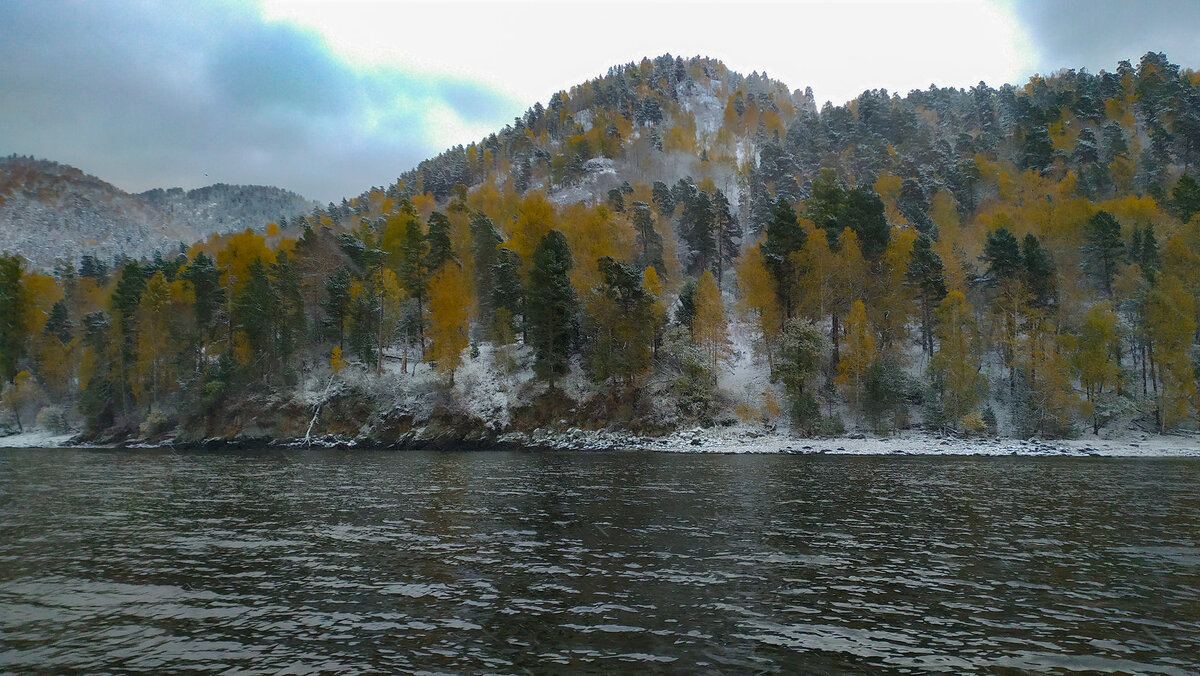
0,430 -> 76,448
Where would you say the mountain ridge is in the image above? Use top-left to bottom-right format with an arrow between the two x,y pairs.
0,155 -> 318,269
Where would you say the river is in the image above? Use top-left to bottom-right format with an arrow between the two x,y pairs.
1,448 -> 1198,673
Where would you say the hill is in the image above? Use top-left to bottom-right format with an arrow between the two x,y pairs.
1,52 -> 1198,447
0,155 -> 317,269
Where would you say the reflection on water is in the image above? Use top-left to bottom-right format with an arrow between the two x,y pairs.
1,449 -> 1198,673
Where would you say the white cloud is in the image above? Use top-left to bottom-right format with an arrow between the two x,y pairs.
260,0 -> 1036,108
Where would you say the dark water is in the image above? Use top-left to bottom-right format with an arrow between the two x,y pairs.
1,449 -> 1198,674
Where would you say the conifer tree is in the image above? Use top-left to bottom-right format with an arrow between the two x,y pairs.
630,201 -> 664,272
1083,210 -> 1125,297
681,190 -> 716,276
425,211 -> 455,272
183,252 -> 223,337
806,168 -> 845,245
774,319 -> 825,431
1020,233 -> 1056,308
1173,174 -> 1200,223
322,267 -> 353,351
838,187 -> 889,261
0,253 -> 25,382
905,234 -> 947,355
588,257 -> 655,383
761,198 -> 806,319
526,230 -> 578,384
712,189 -> 740,286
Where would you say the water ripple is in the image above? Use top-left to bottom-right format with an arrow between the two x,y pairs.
1,449 -> 1198,673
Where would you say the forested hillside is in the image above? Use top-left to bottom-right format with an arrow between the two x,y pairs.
2,53 -> 1198,443
0,156 -> 317,269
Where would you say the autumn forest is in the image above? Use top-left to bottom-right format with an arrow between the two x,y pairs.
1,53 -> 1199,442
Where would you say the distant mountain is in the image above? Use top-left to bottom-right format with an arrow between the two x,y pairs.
0,155 -> 317,269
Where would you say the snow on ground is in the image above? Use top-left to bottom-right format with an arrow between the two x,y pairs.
0,430 -> 76,448
507,424 -> 1200,457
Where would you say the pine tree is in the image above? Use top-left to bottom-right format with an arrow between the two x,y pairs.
425,211 -> 455,272
712,189 -> 740,286
838,187 -> 889,261
981,227 -> 1022,285
1173,174 -> 1200,222
470,212 -> 504,332
526,230 -> 578,384
806,168 -> 845,246
44,299 -> 72,345
588,257 -> 655,383
905,234 -> 947,355
761,198 -> 806,319
630,201 -> 664,272
680,190 -> 715,276
183,252 -> 223,337
1083,210 -> 1125,297
0,253 -> 25,382
321,267 -> 353,351
1020,233 -> 1056,308
651,181 -> 675,217
774,319 -> 825,431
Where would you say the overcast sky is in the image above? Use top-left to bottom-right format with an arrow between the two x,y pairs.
3,0 -> 1199,203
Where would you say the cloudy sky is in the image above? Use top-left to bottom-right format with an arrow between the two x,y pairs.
3,0 -> 1198,202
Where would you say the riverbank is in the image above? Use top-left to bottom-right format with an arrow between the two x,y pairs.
2,425 -> 1198,457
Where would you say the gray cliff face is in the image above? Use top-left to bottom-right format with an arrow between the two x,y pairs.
0,156 -> 317,269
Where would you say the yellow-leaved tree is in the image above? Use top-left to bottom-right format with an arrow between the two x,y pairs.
931,291 -> 987,428
835,300 -> 875,416
642,265 -> 666,357
427,262 -> 470,381
736,244 -> 781,366
1145,275 -> 1197,429
134,272 -> 173,407
693,271 -> 731,371
1071,301 -> 1122,434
